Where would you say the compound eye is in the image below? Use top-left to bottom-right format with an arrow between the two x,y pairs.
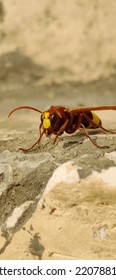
41,114 -> 44,123
50,113 -> 57,125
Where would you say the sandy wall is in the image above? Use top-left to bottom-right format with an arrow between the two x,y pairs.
0,0 -> 116,82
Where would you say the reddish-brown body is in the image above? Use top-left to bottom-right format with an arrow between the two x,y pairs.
8,105 -> 116,152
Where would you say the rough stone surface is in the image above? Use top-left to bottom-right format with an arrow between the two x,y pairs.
0,138 -> 116,259
0,158 -> 116,260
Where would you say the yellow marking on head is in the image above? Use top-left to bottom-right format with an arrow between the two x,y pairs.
44,112 -> 50,119
88,112 -> 101,128
42,112 -> 51,129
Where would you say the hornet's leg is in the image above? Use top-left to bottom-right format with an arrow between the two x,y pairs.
81,123 -> 109,149
19,123 -> 44,153
53,119 -> 69,144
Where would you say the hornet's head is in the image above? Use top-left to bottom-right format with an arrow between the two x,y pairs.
41,110 -> 61,131
41,112 -> 51,129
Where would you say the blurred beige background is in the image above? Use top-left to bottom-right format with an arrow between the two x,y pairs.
1,0 -> 116,83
